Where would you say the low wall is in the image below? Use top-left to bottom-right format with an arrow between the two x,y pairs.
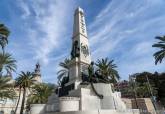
59,97 -> 80,112
47,109 -> 140,114
30,104 -> 46,114
122,98 -> 157,114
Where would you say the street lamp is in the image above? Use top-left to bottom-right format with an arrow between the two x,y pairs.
145,74 -> 157,112
129,75 -> 139,109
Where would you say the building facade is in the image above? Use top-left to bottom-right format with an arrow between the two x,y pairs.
0,63 -> 42,114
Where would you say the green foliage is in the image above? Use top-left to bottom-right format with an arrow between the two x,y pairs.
131,72 -> 158,97
157,81 -> 165,106
27,83 -> 54,104
95,58 -> 120,83
57,58 -> 70,86
0,23 -> 10,51
0,24 -> 10,37
0,23 -> 16,100
59,58 -> 70,69
0,52 -> 17,74
152,36 -> 165,65
15,71 -> 34,88
0,76 -> 16,99
0,24 -> 16,76
135,83 -> 152,97
130,71 -> 165,107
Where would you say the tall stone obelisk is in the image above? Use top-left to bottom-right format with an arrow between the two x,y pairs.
67,7 -> 91,89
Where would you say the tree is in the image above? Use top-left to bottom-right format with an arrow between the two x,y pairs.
0,23 -> 18,113
15,71 -> 34,114
0,24 -> 10,53
0,53 -> 17,76
95,58 -> 120,83
131,72 -> 158,98
0,76 -> 15,99
135,83 -> 150,97
157,81 -> 165,107
27,83 -> 53,104
57,58 -> 70,86
152,36 -> 165,65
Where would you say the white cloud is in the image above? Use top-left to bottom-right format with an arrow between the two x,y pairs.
17,0 -> 31,19
89,0 -> 165,79
17,0 -> 77,66
12,0 -> 78,83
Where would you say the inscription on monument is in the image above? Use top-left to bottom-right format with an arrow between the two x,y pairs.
80,11 -> 85,33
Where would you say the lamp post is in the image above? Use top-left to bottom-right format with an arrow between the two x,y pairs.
129,75 -> 139,109
145,74 -> 157,112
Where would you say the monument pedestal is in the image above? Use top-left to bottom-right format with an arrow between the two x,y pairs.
43,83 -> 139,114
29,83 -> 140,114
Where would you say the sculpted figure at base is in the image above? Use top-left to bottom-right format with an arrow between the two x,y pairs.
88,62 -> 103,99
81,61 -> 111,84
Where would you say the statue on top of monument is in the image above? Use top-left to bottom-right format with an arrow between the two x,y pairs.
71,40 -> 80,59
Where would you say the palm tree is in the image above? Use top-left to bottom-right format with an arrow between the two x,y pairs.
0,76 -> 16,99
27,83 -> 53,104
0,53 -> 17,77
95,58 -> 120,83
0,24 -> 10,53
152,36 -> 165,65
57,58 -> 70,86
15,71 -> 34,114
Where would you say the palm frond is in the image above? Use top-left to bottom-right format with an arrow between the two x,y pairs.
153,36 -> 165,64
96,58 -> 120,83
27,83 -> 53,104
153,50 -> 165,64
0,76 -> 16,99
0,24 -> 10,51
155,36 -> 165,42
15,71 -> 34,88
0,53 -> 17,73
59,58 -> 70,69
0,24 -> 10,37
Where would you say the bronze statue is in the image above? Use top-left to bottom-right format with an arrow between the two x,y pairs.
88,62 -> 103,99
71,40 -> 80,59
88,61 -> 94,80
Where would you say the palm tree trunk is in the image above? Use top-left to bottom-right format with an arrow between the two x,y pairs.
0,72 -> 2,77
2,47 -> 5,55
0,68 -> 2,77
14,87 -> 21,114
20,87 -> 26,114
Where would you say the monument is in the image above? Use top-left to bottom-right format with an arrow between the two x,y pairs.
30,7 -> 140,114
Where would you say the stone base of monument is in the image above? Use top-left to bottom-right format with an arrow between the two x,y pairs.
28,83 -> 140,114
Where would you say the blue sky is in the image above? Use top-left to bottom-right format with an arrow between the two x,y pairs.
0,0 -> 165,83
